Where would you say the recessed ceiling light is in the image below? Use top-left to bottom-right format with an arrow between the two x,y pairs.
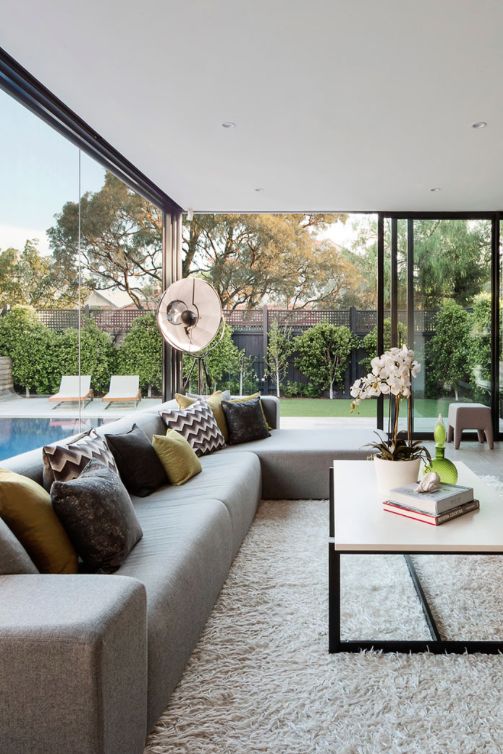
221,121 -> 236,128
254,187 -> 264,192
472,121 -> 487,129
429,187 -> 442,192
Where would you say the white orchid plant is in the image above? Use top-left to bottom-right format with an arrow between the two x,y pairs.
351,345 -> 431,463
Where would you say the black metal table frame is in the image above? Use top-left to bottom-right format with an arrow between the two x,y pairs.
328,468 -> 503,655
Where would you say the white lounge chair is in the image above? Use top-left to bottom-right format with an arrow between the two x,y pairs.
103,375 -> 141,409
49,376 -> 93,409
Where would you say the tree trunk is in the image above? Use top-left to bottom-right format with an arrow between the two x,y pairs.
329,384 -> 334,400
275,362 -> 280,398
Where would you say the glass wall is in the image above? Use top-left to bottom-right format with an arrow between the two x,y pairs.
0,87 -> 163,460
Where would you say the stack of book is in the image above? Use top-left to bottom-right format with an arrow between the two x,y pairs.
384,482 -> 479,525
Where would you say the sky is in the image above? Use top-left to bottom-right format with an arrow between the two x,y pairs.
0,87 -> 105,254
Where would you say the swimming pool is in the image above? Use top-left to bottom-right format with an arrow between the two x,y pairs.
0,418 -> 97,461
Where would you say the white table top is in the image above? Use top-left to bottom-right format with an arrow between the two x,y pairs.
332,460 -> 503,553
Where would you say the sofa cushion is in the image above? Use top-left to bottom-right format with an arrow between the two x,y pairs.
43,429 -> 118,488
176,391 -> 230,441
51,461 -> 143,573
152,431 -> 202,485
131,450 -> 261,558
117,497 -> 233,730
222,397 -> 271,444
0,468 -> 78,573
0,518 -> 38,574
160,400 -> 226,456
104,424 -> 167,497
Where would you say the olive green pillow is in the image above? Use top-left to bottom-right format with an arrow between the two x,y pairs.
230,393 -> 271,429
0,468 -> 78,574
152,431 -> 202,485
175,391 -> 229,442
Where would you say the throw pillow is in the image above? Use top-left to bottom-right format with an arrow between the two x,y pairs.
43,429 -> 118,489
230,392 -> 271,429
51,460 -> 143,573
152,430 -> 202,485
0,517 -> 38,574
160,400 -> 226,456
221,397 -> 271,445
104,424 -> 168,497
0,468 -> 78,573
175,390 -> 230,441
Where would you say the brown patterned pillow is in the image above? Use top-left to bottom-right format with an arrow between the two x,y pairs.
43,429 -> 118,489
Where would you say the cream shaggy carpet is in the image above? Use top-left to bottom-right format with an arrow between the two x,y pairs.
145,476 -> 503,754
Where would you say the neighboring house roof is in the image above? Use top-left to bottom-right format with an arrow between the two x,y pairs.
84,289 -> 136,309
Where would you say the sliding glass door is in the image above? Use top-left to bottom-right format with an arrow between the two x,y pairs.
379,213 -> 499,439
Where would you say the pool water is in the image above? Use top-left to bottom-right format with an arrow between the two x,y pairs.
0,418 -> 94,461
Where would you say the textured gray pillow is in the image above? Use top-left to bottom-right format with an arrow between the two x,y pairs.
0,518 -> 38,574
221,397 -> 271,444
51,460 -> 142,573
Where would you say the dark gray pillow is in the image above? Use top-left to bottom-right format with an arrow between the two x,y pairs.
221,397 -> 271,445
104,424 -> 168,497
51,460 -> 143,573
0,518 -> 38,574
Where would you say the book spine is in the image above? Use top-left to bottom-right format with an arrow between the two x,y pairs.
389,490 -> 473,515
383,500 -> 479,525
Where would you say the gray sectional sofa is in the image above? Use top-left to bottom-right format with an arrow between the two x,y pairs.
0,397 -> 370,754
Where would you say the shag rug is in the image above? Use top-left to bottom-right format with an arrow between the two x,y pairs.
145,476 -> 503,754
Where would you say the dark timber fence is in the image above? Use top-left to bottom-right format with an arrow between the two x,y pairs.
35,306 -> 437,397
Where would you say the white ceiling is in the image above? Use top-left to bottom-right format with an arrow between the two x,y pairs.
1,0 -> 503,212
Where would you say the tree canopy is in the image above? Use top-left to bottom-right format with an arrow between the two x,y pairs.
182,213 -> 357,309
47,172 -> 163,309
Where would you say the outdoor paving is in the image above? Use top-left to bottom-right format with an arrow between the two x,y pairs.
0,394 -> 162,420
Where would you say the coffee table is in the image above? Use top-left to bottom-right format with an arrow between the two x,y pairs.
329,460 -> 503,654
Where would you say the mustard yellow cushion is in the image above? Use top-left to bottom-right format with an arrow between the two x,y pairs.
175,391 -> 229,442
152,431 -> 202,485
230,393 -> 270,429
0,469 -> 78,573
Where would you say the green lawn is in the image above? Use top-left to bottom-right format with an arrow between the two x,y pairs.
279,398 -> 452,418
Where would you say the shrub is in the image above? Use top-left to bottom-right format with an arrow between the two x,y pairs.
294,323 -> 357,399
425,299 -> 472,400
0,307 -> 59,394
116,313 -> 162,395
361,318 -> 407,373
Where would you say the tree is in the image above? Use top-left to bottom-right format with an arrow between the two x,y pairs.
48,172 -> 163,308
294,323 -> 357,399
116,314 -> 163,396
425,300 -> 472,400
347,217 -> 490,308
182,213 -> 357,309
265,321 -> 293,397
0,241 -> 80,308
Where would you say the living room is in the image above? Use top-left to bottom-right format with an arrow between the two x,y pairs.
1,2 -> 502,753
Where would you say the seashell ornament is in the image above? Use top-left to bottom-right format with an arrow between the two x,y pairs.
416,471 -> 441,493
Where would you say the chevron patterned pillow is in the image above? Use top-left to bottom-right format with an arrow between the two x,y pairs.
43,429 -> 119,489
159,400 -> 226,456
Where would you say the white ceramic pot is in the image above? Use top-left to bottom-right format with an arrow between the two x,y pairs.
374,456 -> 421,498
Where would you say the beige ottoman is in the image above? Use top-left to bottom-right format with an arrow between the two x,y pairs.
447,402 -> 494,449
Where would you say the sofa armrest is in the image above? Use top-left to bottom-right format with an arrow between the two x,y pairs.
0,574 -> 147,754
261,395 -> 280,429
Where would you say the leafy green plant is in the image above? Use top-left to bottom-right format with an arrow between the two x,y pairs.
425,300 -> 472,400
265,321 -> 293,398
294,323 -> 357,399
116,313 -> 162,395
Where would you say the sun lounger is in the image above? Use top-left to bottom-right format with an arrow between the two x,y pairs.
49,376 -> 93,409
103,375 -> 141,408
